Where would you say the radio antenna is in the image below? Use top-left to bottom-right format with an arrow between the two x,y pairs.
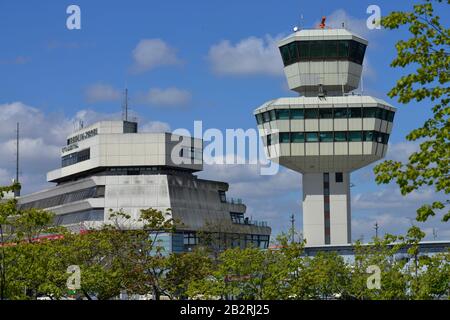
122,88 -> 129,121
14,122 -> 20,197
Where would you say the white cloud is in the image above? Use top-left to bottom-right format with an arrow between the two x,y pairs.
140,121 -> 171,133
140,87 -> 192,107
385,141 -> 420,162
131,39 -> 180,73
352,187 -> 436,210
85,83 -> 121,103
0,102 -> 167,194
321,9 -> 369,39
207,35 -> 284,76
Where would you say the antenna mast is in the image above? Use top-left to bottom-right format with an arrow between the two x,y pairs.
290,213 -> 295,243
122,88 -> 129,121
15,122 -> 20,197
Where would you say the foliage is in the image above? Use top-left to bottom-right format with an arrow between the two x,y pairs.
374,0 -> 450,222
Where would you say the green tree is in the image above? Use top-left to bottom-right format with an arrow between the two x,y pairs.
0,182 -> 59,299
349,236 -> 408,300
374,0 -> 450,223
163,248 -> 213,300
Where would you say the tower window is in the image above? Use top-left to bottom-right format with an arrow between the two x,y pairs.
291,132 -> 304,143
348,131 -> 363,142
305,108 -> 319,119
319,108 -> 333,119
290,109 -> 304,119
219,191 -> 226,203
279,133 -> 290,143
335,172 -> 343,183
276,109 -> 290,120
319,132 -> 333,142
305,132 -> 319,142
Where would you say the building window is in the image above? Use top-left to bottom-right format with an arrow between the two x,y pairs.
288,42 -> 299,63
276,109 -> 290,120
334,131 -> 347,142
324,40 -> 338,58
61,148 -> 90,168
279,40 -> 365,66
349,107 -> 362,118
267,134 -> 272,146
230,212 -> 244,224
255,114 -> 263,125
363,131 -> 374,142
363,107 -> 377,118
269,110 -> 276,121
279,133 -> 290,143
298,41 -> 310,59
183,232 -> 198,246
335,172 -> 343,183
387,110 -> 395,122
306,132 -> 319,142
305,108 -> 319,119
319,132 -> 333,142
263,112 -> 271,123
334,107 -> 348,119
280,45 -> 291,66
319,108 -> 333,119
338,40 -> 349,57
290,109 -> 304,119
291,132 -> 305,143
310,40 -> 324,58
349,131 -> 363,142
219,190 -> 226,203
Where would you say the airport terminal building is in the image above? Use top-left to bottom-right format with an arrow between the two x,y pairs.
17,120 -> 271,252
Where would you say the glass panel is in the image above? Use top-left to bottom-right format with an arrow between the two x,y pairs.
334,107 -> 348,118
288,42 -> 299,63
279,132 -> 291,143
387,111 -> 395,122
256,114 -> 263,125
319,132 -> 333,142
279,133 -> 290,143
291,132 -> 304,143
373,131 -> 382,143
262,112 -> 270,122
306,132 -> 319,142
334,131 -> 347,142
298,41 -> 310,59
319,108 -> 333,119
290,109 -> 304,119
338,40 -> 349,58
310,41 -> 323,58
355,42 -> 366,64
305,108 -> 319,119
280,45 -> 290,65
324,41 -> 338,58
382,133 -> 390,144
267,134 -> 272,146
276,109 -> 290,120
363,107 -> 376,118
269,110 -> 276,121
363,131 -> 374,142
335,172 -> 343,183
381,108 -> 388,121
349,131 -> 362,142
349,40 -> 359,63
349,107 -> 362,118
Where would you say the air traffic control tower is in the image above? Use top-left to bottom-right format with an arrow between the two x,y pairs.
254,21 -> 396,246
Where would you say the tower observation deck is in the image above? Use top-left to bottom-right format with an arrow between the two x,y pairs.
254,23 -> 396,246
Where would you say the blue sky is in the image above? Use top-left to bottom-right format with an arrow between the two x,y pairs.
0,0 -> 448,241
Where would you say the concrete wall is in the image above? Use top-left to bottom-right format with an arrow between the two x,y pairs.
303,172 -> 350,246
